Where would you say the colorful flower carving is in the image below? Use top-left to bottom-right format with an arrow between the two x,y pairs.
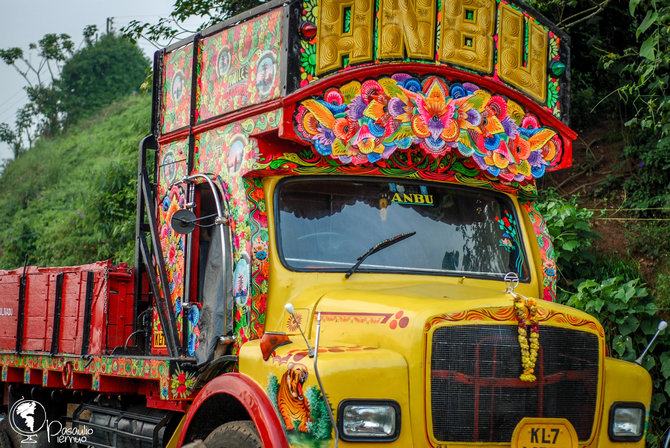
171,366 -> 197,399
295,74 -> 562,182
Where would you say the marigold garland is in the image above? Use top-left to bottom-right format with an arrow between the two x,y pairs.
513,294 -> 539,382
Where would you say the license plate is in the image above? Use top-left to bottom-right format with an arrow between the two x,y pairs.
511,418 -> 579,448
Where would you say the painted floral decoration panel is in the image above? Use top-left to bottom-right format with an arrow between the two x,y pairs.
162,44 -> 193,134
295,74 -> 563,183
198,9 -> 282,121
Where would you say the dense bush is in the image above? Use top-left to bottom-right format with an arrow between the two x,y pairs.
565,274 -> 670,446
59,33 -> 149,126
0,30 -> 149,157
0,94 -> 149,269
536,193 -> 598,291
538,194 -> 670,446
530,3 -> 670,437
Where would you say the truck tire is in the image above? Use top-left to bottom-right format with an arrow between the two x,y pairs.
0,428 -> 11,448
0,417 -> 13,448
203,420 -> 262,448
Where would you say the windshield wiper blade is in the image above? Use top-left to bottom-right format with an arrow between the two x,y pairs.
345,232 -> 416,279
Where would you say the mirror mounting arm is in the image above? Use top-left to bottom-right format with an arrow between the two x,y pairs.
171,173 -> 233,338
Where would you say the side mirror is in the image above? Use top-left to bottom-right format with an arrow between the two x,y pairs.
635,320 -> 667,365
171,209 -> 198,235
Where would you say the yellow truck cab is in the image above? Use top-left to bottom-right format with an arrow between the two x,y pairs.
0,0 -> 652,447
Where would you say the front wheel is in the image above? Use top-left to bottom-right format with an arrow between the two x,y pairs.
0,427 -> 11,448
204,420 -> 262,448
0,418 -> 14,448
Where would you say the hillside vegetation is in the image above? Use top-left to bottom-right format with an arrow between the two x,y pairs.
0,94 -> 150,269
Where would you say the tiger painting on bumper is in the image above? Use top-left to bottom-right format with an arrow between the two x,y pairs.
278,362 -> 311,432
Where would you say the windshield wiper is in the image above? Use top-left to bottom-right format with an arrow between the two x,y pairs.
345,232 -> 416,279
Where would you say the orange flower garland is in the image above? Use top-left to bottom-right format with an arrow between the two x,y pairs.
513,294 -> 539,382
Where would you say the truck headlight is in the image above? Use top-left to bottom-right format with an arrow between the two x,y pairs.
337,400 -> 400,442
609,402 -> 646,442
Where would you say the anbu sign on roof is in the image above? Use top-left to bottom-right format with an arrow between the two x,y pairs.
311,0 -> 566,107
158,0 -> 570,137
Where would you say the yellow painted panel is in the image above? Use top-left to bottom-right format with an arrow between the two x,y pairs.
498,3 -> 548,103
595,358 -> 652,447
511,418 -> 579,448
378,0 -> 437,60
165,415 -> 186,448
439,0 -> 496,73
317,0 -> 374,74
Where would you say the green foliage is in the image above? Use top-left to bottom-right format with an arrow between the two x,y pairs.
25,85 -> 62,137
122,0 -> 264,44
605,0 -> 669,209
563,277 -> 656,357
267,374 -> 281,419
0,33 -> 74,153
0,94 -> 150,269
59,33 -> 149,126
530,0 -> 669,211
535,193 -> 598,286
0,29 -> 148,157
537,191 -> 670,446
0,33 -> 73,82
306,385 -> 332,440
0,47 -> 24,65
83,160 -> 138,262
628,222 -> 670,261
0,123 -> 21,159
83,25 -> 99,47
655,271 -> 670,311
34,33 -> 74,64
621,134 -> 670,210
622,0 -> 669,137
560,276 -> 670,446
529,0 -> 639,130
625,221 -> 670,313
587,253 -> 641,283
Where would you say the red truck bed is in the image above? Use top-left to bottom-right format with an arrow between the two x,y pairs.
0,261 -> 135,356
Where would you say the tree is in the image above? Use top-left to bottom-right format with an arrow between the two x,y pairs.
0,124 -> 21,159
122,0 -> 264,45
0,33 -> 73,88
58,33 -> 149,125
530,0 -> 669,209
0,33 -> 74,154
0,27 -> 149,157
83,25 -> 99,47
15,104 -> 37,149
25,85 -> 62,137
613,0 -> 669,209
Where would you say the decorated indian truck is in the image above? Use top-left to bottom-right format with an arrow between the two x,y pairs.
0,0 -> 654,447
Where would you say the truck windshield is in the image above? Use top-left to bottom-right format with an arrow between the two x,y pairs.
276,177 -> 528,280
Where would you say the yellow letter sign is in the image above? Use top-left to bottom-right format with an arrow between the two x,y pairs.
440,0 -> 496,73
377,0 -> 436,60
498,3 -> 548,103
317,0 -> 374,74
